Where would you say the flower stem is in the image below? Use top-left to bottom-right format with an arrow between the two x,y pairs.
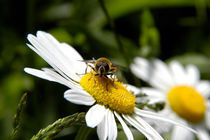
98,0 -> 129,65
11,93 -> 28,139
75,125 -> 93,140
31,112 -> 86,140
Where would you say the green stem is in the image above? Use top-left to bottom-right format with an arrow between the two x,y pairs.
31,112 -> 86,140
98,0 -> 129,65
75,125 -> 93,140
11,93 -> 28,139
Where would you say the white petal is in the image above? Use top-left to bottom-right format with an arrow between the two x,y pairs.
37,31 -> 82,80
152,59 -> 174,87
205,106 -> 210,130
130,57 -> 150,81
131,57 -> 171,91
123,115 -> 159,140
125,84 -> 164,101
196,80 -> 210,98
169,61 -> 187,85
107,110 -> 117,140
60,43 -> 86,75
143,115 -> 172,134
86,104 -> 106,128
26,43 -> 78,83
24,68 -> 55,81
64,89 -> 95,106
133,114 -> 164,140
134,107 -> 197,134
139,87 -> 165,101
186,64 -> 200,86
59,43 -> 84,62
149,79 -> 168,91
130,87 -> 165,104
114,112 -> 134,140
24,68 -> 81,89
196,127 -> 210,140
27,31 -> 82,82
42,68 -> 82,89
125,84 -> 141,95
97,109 -> 108,140
171,126 -> 194,140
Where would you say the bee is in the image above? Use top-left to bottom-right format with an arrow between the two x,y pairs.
83,57 -> 118,79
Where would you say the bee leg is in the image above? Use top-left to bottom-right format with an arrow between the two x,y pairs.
88,71 -> 94,81
76,63 -> 90,76
76,73 -> 85,76
88,73 -> 97,89
110,74 -> 118,89
101,75 -> 110,91
103,75 -> 109,79
93,74 -> 98,88
87,64 -> 97,81
88,70 -> 94,81
106,82 -> 109,91
113,75 -> 118,82
109,68 -> 117,81
86,64 -> 95,74
85,65 -> 88,74
106,73 -> 115,82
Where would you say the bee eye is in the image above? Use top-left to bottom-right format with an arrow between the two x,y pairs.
95,62 -> 101,71
104,63 -> 109,72
96,62 -> 109,72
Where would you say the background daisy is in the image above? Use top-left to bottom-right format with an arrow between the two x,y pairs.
130,57 -> 210,140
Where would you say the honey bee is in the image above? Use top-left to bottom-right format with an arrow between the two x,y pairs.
83,57 -> 118,79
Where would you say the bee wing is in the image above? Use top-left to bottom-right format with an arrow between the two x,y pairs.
111,63 -> 118,68
111,63 -> 127,71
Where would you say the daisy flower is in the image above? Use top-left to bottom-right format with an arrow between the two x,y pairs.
130,57 -> 210,140
24,31 -> 195,140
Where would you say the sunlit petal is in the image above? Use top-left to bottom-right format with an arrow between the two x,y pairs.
134,108 -> 197,133
114,112 -> 134,140
171,126 -> 194,140
186,64 -> 200,86
169,61 -> 187,85
86,104 -> 106,128
107,110 -> 117,140
97,109 -> 108,140
64,89 -> 95,106
196,80 -> 210,98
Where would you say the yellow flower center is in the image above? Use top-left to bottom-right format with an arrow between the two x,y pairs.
167,85 -> 206,123
80,72 -> 136,114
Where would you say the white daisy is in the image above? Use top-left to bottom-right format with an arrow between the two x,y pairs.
24,31 -> 195,140
130,57 -> 210,140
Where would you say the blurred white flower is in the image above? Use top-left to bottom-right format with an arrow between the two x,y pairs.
24,31 -> 195,140
130,57 -> 210,140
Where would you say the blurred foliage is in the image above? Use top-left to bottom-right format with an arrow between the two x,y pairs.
0,0 -> 210,139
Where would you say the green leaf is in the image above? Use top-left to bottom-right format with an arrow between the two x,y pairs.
139,9 -> 160,57
106,0 -> 210,18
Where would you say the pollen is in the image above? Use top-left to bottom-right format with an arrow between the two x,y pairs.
80,72 -> 136,114
167,85 -> 206,123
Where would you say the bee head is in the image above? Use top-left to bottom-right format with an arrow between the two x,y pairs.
95,61 -> 110,76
